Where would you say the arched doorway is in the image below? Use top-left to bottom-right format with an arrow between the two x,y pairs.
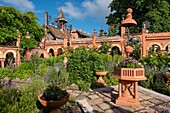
40,53 -> 44,58
111,46 -> 121,56
150,44 -> 161,52
166,44 -> 170,53
49,49 -> 54,57
5,52 -> 15,67
57,48 -> 63,56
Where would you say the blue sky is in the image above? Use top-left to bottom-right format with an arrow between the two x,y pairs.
0,0 -> 113,34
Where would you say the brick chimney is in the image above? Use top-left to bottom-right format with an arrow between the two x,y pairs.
45,10 -> 48,27
45,10 -> 48,34
93,28 -> 97,47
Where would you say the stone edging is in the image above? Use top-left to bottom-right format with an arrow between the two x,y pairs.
138,86 -> 170,99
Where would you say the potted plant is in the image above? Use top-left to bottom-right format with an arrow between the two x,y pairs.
94,61 -> 108,85
114,57 -> 146,80
113,57 -> 146,107
38,85 -> 69,109
38,63 -> 70,109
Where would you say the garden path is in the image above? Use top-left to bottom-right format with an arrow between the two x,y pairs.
67,84 -> 170,113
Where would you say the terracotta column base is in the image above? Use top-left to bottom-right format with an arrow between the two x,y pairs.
96,76 -> 107,85
116,97 -> 140,107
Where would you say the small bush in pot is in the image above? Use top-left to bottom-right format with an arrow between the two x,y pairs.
42,85 -> 68,101
38,63 -> 70,109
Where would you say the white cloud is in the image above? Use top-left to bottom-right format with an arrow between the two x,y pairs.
0,0 -> 35,11
61,0 -> 112,21
62,2 -> 83,19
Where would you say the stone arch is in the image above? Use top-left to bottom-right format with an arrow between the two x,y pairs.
4,50 -> 16,67
47,47 -> 55,53
4,50 -> 16,58
0,51 -> 4,58
40,53 -> 45,58
48,48 -> 55,57
110,46 -> 121,56
164,43 -> 170,52
56,47 -> 64,52
163,42 -> 170,50
109,44 -> 121,52
73,46 -> 79,49
57,47 -> 64,56
147,43 -> 162,50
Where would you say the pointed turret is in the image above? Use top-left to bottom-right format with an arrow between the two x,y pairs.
55,6 -> 68,30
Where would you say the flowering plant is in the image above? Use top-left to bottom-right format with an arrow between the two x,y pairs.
115,57 -> 143,68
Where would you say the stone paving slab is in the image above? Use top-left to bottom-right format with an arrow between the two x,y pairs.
67,85 -> 170,113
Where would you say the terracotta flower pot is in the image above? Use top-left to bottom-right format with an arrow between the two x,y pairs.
96,71 -> 108,85
38,93 -> 70,109
114,68 -> 146,81
95,71 -> 108,76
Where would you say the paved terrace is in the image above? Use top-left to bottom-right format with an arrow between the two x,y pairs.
66,84 -> 170,113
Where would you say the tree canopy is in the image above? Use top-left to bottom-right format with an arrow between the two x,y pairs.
106,0 -> 170,35
0,6 -> 44,49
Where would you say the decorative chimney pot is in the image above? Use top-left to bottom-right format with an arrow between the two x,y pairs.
125,46 -> 133,54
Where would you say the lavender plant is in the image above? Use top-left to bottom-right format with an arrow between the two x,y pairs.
115,57 -> 143,68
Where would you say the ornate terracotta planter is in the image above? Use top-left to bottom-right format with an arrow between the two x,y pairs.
113,68 -> 146,107
114,68 -> 146,81
96,71 -> 108,76
38,93 -> 70,109
96,71 -> 108,85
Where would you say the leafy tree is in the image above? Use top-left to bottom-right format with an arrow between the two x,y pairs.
0,6 -> 44,49
106,0 -> 170,35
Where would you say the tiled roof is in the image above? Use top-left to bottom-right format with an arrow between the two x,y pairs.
72,38 -> 93,43
96,36 -> 121,42
47,25 -> 69,39
46,40 -> 63,45
72,29 -> 92,38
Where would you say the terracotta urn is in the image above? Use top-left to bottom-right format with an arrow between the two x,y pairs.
38,93 -> 70,109
96,71 -> 108,85
125,46 -> 133,54
96,71 -> 108,76
25,50 -> 31,59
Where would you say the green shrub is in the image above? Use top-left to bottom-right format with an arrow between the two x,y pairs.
0,87 -> 22,113
103,62 -> 118,86
0,76 -> 47,113
8,62 -> 34,79
68,46 -> 117,90
16,77 -> 47,112
42,54 -> 71,67
35,63 -> 48,76
112,54 -> 123,62
68,47 -> 98,90
0,68 -> 12,79
139,66 -> 170,96
10,69 -> 34,79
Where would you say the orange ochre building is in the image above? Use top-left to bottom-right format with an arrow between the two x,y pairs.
0,8 -> 169,68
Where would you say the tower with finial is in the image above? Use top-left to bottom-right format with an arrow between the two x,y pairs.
55,6 -> 68,30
